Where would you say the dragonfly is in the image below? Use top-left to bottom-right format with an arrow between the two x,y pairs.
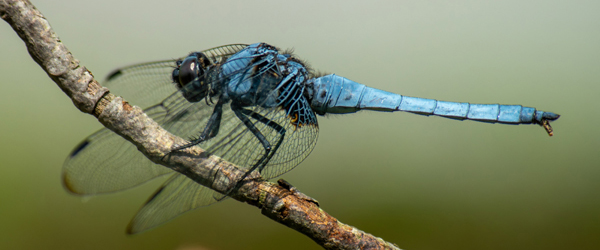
63,43 -> 560,234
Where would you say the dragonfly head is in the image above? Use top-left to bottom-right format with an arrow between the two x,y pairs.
172,52 -> 212,102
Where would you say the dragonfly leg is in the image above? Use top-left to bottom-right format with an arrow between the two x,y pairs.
167,99 -> 224,155
219,107 -> 286,199
239,108 -> 286,173
231,106 -> 272,168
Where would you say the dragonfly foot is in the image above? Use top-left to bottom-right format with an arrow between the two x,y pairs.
278,179 -> 319,206
160,143 -> 191,163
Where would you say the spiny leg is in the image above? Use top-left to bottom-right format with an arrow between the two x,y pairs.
240,109 -> 286,173
231,106 -> 272,173
221,107 -> 286,198
165,99 -> 224,159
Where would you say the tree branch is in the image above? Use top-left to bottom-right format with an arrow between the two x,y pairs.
0,0 -> 401,249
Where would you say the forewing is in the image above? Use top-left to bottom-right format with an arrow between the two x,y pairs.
104,60 -> 177,109
62,128 -> 173,195
126,173 -> 224,234
201,44 -> 249,63
126,56 -> 319,233
64,43 -> 318,233
62,89 -> 222,195
104,44 -> 248,109
62,44 -> 249,195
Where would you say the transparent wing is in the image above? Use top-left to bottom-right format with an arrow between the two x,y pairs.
103,59 -> 177,109
205,102 -> 319,180
62,44 -> 249,195
134,52 -> 320,180
62,128 -> 173,194
133,67 -> 320,180
126,71 -> 319,234
104,44 -> 248,109
126,173 -> 223,234
61,91 -> 220,195
64,43 -> 319,234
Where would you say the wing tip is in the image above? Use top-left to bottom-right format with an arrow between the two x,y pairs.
125,222 -> 138,235
62,171 -> 84,194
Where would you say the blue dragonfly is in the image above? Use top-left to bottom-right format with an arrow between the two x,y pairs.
63,43 -> 560,233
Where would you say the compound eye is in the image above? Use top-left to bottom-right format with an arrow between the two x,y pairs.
177,56 -> 199,86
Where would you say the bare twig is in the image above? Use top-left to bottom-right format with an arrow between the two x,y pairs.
0,0 -> 401,249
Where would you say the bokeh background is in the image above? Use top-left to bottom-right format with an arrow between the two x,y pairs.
1,0 -> 598,249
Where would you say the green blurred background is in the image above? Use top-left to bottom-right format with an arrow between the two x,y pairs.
1,0 -> 598,249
